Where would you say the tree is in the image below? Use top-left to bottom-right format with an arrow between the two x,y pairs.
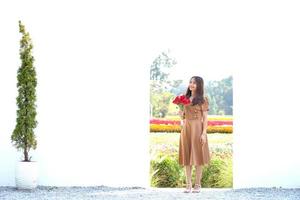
150,51 -> 177,82
150,51 -> 177,118
11,21 -> 38,162
205,76 -> 233,115
150,91 -> 173,118
169,80 -> 184,95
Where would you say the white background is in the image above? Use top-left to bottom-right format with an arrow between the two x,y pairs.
1,0 -> 300,188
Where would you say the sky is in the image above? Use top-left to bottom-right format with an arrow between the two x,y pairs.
157,48 -> 233,85
168,48 -> 233,82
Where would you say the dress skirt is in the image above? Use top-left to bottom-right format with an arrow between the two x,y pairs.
178,97 -> 211,166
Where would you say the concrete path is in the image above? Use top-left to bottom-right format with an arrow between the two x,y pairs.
1,186 -> 300,200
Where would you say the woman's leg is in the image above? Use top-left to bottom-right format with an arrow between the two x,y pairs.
193,165 -> 202,192
184,165 -> 192,192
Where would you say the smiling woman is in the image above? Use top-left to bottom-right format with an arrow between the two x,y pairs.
149,47 -> 234,190
177,76 -> 210,193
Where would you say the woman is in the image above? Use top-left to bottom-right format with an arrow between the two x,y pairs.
178,76 -> 211,193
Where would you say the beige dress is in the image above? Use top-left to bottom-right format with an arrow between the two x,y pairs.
179,97 -> 211,166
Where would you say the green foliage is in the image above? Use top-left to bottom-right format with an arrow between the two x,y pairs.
150,51 -> 180,118
150,133 -> 233,188
201,157 -> 230,187
11,21 -> 38,162
167,100 -> 179,116
150,155 -> 184,187
149,50 -> 233,117
206,76 -> 233,115
168,80 -> 184,95
150,91 -> 174,118
150,153 -> 232,188
150,51 -> 177,81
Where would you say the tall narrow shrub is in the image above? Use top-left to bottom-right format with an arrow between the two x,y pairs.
11,21 -> 37,162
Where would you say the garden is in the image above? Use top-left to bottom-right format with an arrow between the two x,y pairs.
149,115 -> 233,188
149,51 -> 233,188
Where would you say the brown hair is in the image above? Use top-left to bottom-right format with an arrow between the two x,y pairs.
185,76 -> 205,106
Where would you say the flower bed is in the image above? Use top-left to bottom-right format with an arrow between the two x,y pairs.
150,119 -> 232,126
150,124 -> 233,133
150,116 -> 233,134
165,116 -> 233,121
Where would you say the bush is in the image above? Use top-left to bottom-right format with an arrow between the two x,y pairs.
150,153 -> 232,188
150,155 -> 184,187
202,155 -> 232,188
11,21 -> 38,162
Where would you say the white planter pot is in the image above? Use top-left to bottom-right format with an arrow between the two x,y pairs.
15,161 -> 38,189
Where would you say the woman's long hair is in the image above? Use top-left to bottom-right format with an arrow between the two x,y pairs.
185,76 -> 205,106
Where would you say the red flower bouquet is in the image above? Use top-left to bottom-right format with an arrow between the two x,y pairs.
172,94 -> 191,111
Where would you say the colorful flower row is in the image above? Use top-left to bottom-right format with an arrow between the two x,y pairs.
165,116 -> 233,121
150,124 -> 182,133
150,119 -> 232,126
150,124 -> 233,134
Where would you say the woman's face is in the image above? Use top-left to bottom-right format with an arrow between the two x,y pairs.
189,78 -> 197,92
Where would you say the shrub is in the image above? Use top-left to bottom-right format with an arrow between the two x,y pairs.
202,155 -> 232,188
11,21 -> 38,162
150,155 -> 184,187
150,153 -> 232,188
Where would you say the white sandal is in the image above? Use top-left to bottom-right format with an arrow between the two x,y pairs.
192,183 -> 201,193
183,182 -> 192,193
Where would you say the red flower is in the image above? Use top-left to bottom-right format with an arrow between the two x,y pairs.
172,95 -> 190,105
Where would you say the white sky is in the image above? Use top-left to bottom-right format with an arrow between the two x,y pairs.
168,48 -> 233,82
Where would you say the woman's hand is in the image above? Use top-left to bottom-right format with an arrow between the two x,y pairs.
201,110 -> 208,145
201,133 -> 207,145
178,110 -> 185,126
180,119 -> 186,126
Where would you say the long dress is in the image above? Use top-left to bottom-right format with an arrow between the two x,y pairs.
178,97 -> 211,166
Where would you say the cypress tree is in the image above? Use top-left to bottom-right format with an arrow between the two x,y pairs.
11,21 -> 38,162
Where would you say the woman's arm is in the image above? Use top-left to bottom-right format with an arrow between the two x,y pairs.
178,109 -> 186,125
202,110 -> 208,135
201,97 -> 209,144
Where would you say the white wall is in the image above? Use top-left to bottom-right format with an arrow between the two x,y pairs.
0,0 -> 152,187
232,1 -> 300,188
1,0 -> 300,188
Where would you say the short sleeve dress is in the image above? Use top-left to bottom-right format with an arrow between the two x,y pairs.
178,96 -> 211,166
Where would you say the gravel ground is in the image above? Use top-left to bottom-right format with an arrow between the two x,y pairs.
0,186 -> 300,200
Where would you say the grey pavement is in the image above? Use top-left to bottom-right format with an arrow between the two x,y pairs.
0,186 -> 300,200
